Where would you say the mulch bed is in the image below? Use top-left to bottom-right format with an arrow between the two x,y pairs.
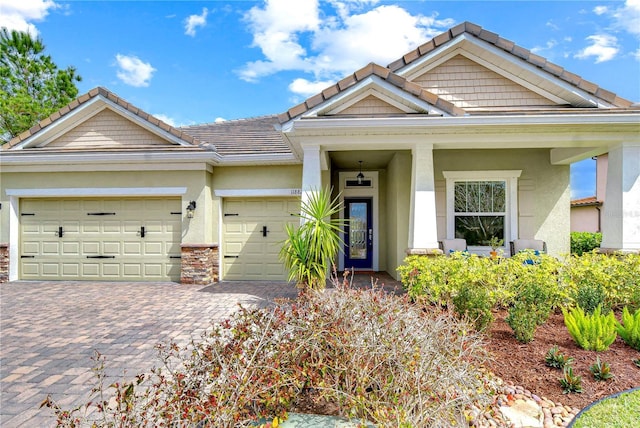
485,309 -> 640,410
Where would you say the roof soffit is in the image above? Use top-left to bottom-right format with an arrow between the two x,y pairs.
396,34 -> 615,109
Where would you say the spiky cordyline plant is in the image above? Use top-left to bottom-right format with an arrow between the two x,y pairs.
279,187 -> 345,290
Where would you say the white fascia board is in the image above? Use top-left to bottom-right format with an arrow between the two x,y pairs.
286,111 -> 639,133
0,151 -> 218,166
215,153 -> 300,165
6,187 -> 188,197
328,87 -> 421,114
397,35 -> 611,108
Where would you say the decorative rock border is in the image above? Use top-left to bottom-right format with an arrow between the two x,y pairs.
471,380 -> 580,428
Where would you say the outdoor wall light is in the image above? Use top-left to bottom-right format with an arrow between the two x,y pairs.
186,201 -> 197,218
357,160 -> 365,185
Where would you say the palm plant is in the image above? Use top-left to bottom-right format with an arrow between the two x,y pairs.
279,187 -> 345,290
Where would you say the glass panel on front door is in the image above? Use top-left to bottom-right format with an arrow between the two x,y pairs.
349,202 -> 367,259
344,198 -> 373,270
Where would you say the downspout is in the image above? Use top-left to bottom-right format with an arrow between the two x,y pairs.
596,206 -> 601,233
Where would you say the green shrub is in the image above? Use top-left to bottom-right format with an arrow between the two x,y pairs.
573,282 -> 606,314
506,281 -> 555,343
452,281 -> 494,331
563,305 -> 618,351
615,306 -> 640,351
570,232 -> 602,255
545,345 -> 573,369
43,277 -> 496,427
562,252 -> 640,311
589,357 -> 613,381
559,366 -> 583,394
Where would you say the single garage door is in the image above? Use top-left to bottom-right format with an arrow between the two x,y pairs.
20,198 -> 182,281
222,198 -> 300,280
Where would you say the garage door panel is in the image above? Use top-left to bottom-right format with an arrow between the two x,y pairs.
222,198 -> 299,281
20,197 -> 181,281
42,241 -> 61,255
123,264 -> 142,277
102,264 -> 121,277
144,242 -> 163,255
83,242 -> 100,254
82,222 -> 101,233
103,221 -> 121,233
62,242 -> 80,255
102,242 -> 121,254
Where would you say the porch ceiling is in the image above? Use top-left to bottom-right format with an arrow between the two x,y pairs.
328,150 -> 400,169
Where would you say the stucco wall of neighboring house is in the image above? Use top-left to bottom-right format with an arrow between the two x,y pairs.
571,206 -> 600,233
433,148 -> 571,256
0,169 -> 213,245
385,152 -> 412,278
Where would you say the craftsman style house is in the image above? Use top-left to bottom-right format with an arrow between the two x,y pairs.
1,22 -> 638,284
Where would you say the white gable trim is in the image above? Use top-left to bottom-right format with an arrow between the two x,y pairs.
397,34 -> 613,109
298,75 -> 449,120
11,95 -> 194,150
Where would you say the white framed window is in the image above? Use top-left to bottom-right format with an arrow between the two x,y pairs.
443,171 -> 521,252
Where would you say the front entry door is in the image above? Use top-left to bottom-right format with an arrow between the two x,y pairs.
344,198 -> 373,270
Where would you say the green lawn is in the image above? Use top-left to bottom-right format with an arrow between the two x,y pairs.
571,388 -> 640,428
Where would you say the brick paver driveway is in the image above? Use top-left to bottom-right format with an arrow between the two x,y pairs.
0,281 -> 298,427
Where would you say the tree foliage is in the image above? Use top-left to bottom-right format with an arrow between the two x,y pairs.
1,28 -> 81,143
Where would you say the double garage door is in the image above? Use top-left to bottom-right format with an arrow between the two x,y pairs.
20,198 -> 181,281
222,198 -> 299,281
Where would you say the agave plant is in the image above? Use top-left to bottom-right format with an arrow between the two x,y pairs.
279,187 -> 345,290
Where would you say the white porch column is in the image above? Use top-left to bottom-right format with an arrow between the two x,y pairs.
408,144 -> 439,251
301,144 -> 322,206
601,142 -> 640,252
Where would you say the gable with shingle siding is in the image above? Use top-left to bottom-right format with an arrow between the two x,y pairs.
47,109 -> 172,149
413,55 -> 558,110
334,95 -> 407,116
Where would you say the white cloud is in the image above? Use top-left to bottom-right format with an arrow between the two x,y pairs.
0,0 -> 58,35
115,54 -> 156,87
531,39 -> 558,54
214,117 -> 226,123
153,114 -> 177,127
289,78 -> 335,97
185,7 -> 208,37
238,0 -> 454,91
593,6 -> 609,15
611,0 -> 640,37
575,34 -> 620,63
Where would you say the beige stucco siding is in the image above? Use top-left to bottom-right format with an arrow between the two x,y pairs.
433,148 -> 571,256
385,152 -> 412,278
47,109 -> 171,148
0,170 -> 213,245
414,55 -> 557,110
336,95 -> 406,116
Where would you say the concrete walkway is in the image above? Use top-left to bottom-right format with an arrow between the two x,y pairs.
0,273 -> 400,427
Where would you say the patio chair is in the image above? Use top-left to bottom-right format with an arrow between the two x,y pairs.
510,239 -> 547,255
439,239 -> 468,256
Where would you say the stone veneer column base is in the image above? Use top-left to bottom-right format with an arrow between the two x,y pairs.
0,243 -> 8,284
181,244 -> 219,285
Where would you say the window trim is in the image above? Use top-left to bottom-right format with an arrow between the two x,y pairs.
443,170 -> 521,253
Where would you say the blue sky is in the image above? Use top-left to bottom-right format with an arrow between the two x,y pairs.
2,0 -> 639,198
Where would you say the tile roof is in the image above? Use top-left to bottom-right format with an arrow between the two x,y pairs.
2,87 -> 206,150
180,115 -> 293,156
278,21 -> 633,124
388,22 -> 633,108
278,63 -> 465,123
571,196 -> 602,207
